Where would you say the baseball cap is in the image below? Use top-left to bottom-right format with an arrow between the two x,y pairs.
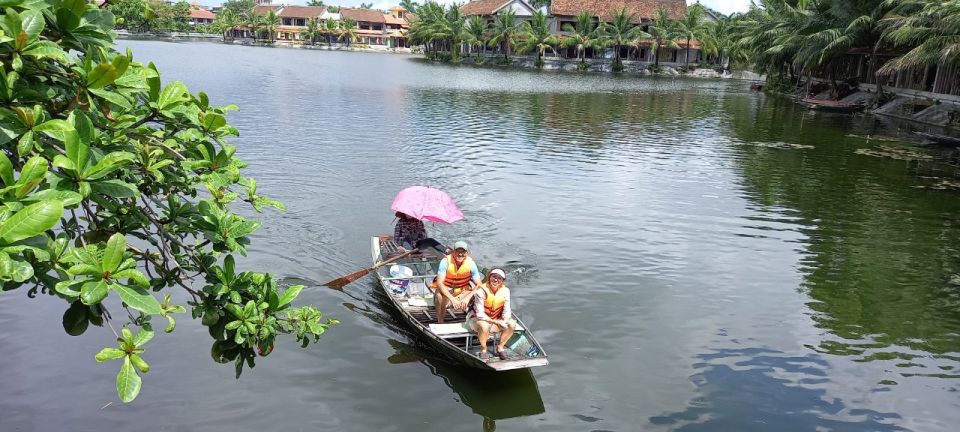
453,241 -> 468,251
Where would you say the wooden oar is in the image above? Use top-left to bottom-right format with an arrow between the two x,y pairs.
324,249 -> 419,289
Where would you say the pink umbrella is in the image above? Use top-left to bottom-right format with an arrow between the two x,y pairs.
391,186 -> 464,224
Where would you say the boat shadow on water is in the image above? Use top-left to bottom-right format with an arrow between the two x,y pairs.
342,284 -> 546,429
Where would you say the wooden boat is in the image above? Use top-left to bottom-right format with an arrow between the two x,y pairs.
915,131 -> 960,147
371,236 -> 548,371
802,98 -> 865,113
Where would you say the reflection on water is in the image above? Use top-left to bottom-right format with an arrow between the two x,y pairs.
347,285 -> 546,428
650,346 -> 907,431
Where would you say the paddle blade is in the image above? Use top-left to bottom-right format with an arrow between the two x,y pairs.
324,268 -> 372,289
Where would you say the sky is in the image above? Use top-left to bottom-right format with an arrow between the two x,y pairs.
201,0 -> 753,16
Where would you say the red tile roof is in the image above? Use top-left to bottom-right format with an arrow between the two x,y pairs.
461,0 -> 515,16
278,6 -> 326,19
551,0 -> 687,21
384,15 -> 408,26
190,9 -> 215,20
340,8 -> 387,23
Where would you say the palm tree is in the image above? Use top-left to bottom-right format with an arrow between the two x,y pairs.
676,3 -> 707,68
407,1 -> 445,56
600,7 -> 649,72
879,0 -> 960,75
517,10 -> 558,68
699,16 -> 732,69
488,8 -> 519,61
264,9 -> 280,43
302,17 -> 321,46
243,8 -> 263,42
649,7 -> 680,66
323,18 -> 339,47
563,11 -> 602,66
339,18 -> 359,47
399,0 -> 419,13
440,4 -> 468,62
465,15 -> 488,58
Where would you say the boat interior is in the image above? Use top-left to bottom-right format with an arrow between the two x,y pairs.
375,236 -> 546,366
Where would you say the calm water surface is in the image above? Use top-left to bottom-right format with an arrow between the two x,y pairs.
2,40 -> 959,431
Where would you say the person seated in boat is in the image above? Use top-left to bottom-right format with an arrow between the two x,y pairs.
468,268 -> 516,361
393,211 -> 448,254
432,241 -> 482,324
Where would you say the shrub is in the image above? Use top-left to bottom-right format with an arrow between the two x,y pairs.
0,1 -> 334,403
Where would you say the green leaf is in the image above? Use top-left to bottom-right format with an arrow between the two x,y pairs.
66,263 -> 100,276
101,233 -> 125,273
164,315 -> 176,333
15,156 -> 46,187
20,9 -> 43,40
0,254 -> 33,282
52,154 -> 76,171
116,357 -> 142,403
55,279 -> 83,297
23,189 -> 82,207
22,40 -> 66,61
131,328 -> 154,347
112,269 -> 148,287
80,280 -> 108,305
95,347 -> 126,362
157,81 -> 188,111
87,63 -> 118,89
146,63 -> 160,104
83,151 -> 134,180
16,130 -> 32,156
0,152 -> 13,186
201,112 -> 226,131
90,179 -> 139,198
88,88 -> 132,110
224,320 -> 242,330
278,285 -> 304,308
129,353 -> 150,373
112,284 -> 162,315
33,119 -> 75,143
0,200 -> 63,244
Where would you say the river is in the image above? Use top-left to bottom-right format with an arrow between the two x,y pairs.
1,40 -> 959,431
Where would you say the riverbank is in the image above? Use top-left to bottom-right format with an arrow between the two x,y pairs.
425,54 -> 763,80
115,31 -> 414,55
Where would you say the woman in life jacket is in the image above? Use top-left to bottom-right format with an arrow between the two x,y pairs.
432,241 -> 483,324
468,268 -> 517,361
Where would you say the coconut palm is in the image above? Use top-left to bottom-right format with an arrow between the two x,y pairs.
699,16 -> 733,69
879,0 -> 960,75
407,1 -> 445,55
517,10 -> 558,68
599,7 -> 650,72
676,3 -> 707,68
302,17 -> 321,45
243,8 -> 263,41
488,8 -> 519,61
439,3 -> 469,62
263,9 -> 280,43
323,18 -> 339,46
649,7 -> 680,66
465,15 -> 488,58
563,11 -> 603,66
339,18 -> 359,47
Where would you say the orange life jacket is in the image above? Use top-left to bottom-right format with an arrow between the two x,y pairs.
481,283 -> 508,319
433,255 -> 476,296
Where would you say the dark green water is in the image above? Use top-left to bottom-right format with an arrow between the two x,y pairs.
1,40 -> 958,431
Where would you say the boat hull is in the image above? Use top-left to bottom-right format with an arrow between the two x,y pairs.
370,236 -> 548,371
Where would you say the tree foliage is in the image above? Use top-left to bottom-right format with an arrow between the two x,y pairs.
0,0 -> 334,403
